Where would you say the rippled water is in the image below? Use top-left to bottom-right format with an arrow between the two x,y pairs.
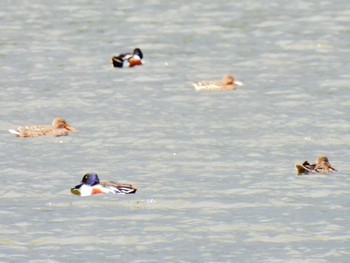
1,0 -> 350,262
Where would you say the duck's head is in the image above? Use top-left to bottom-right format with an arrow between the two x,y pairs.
316,156 -> 330,167
52,118 -> 78,133
133,48 -> 143,59
81,173 -> 100,186
71,173 -> 101,196
223,74 -> 244,86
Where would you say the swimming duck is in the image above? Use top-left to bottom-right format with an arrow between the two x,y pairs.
295,156 -> 337,175
9,118 -> 78,137
192,74 -> 244,91
71,173 -> 137,197
111,48 -> 144,68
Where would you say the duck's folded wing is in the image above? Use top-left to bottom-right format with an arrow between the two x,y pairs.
295,161 -> 316,175
101,181 -> 137,194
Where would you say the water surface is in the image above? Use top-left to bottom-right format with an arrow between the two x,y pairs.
1,0 -> 350,262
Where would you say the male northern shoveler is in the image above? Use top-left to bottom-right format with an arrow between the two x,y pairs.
192,74 -> 244,91
111,48 -> 144,68
71,173 -> 137,197
295,156 -> 337,175
9,118 -> 78,137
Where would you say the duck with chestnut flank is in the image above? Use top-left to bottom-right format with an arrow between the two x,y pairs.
111,48 -> 144,68
71,173 -> 137,197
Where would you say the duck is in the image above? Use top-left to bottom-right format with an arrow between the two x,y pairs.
295,156 -> 337,175
111,48 -> 144,68
9,118 -> 78,137
192,74 -> 244,91
71,173 -> 137,197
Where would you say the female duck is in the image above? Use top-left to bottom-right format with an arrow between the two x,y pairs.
9,118 -> 78,137
295,156 -> 337,175
192,74 -> 244,91
71,173 -> 137,197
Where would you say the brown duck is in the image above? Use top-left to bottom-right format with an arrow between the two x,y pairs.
192,74 -> 244,91
9,118 -> 78,137
295,156 -> 337,175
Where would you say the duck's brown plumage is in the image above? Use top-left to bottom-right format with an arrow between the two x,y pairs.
295,156 -> 337,175
192,74 -> 244,91
9,118 -> 78,137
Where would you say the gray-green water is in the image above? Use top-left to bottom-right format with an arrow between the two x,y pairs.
1,0 -> 350,262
